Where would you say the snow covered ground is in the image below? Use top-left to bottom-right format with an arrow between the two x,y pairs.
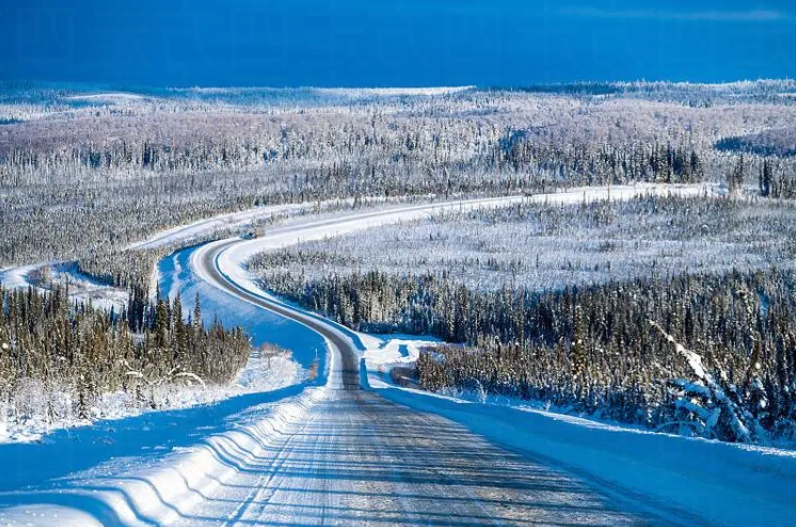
253,188 -> 792,295
2,183 -> 796,526
65,93 -> 145,102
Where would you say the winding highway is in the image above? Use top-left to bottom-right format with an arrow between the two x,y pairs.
200,239 -> 361,390
0,188 -> 712,526
182,216 -> 688,526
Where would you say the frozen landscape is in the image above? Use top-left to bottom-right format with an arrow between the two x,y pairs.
1,186 -> 796,525
2,74 -> 796,526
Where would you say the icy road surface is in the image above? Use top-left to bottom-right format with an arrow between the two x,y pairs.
169,389 -> 655,527
187,234 -> 693,526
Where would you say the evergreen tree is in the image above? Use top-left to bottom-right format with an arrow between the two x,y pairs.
193,292 -> 203,330
729,155 -> 746,194
155,297 -> 169,350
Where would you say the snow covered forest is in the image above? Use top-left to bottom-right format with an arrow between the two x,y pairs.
250,196 -> 796,443
0,284 -> 249,440
250,196 -> 796,292
2,80 -> 796,276
4,80 -> 796,443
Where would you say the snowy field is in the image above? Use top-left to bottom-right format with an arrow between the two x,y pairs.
251,192 -> 795,293
0,262 -> 130,313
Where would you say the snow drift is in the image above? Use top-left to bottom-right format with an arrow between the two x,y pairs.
0,386 -> 330,526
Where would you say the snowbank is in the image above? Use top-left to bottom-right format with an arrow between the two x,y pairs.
0,386 -> 329,526
358,333 -> 441,369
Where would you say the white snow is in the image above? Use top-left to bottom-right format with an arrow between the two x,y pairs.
0,505 -> 104,527
0,264 -> 39,289
0,385 -> 329,527
2,182 -> 794,526
357,333 -> 440,369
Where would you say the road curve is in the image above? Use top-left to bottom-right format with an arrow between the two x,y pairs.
185,228 -> 679,525
200,239 -> 361,390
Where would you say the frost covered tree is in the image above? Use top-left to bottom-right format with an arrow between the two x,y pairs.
0,284 -> 249,427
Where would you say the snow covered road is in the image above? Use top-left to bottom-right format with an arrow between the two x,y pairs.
167,389 -> 658,527
163,242 -> 671,526
6,184 -> 755,526
183,195 -> 710,527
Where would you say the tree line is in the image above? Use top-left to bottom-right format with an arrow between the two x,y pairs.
497,138 -> 705,186
0,283 -> 249,429
254,265 -> 796,443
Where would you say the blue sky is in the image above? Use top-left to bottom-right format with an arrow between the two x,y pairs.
1,1 -> 794,87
